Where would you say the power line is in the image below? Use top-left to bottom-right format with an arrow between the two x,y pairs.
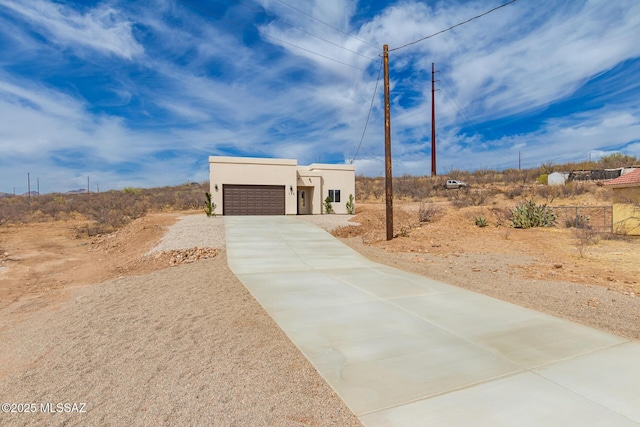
388,0 -> 517,53
183,0 -> 370,71
260,32 -> 368,71
276,0 -> 379,49
231,0 -> 377,60
439,73 -> 490,139
351,57 -> 384,163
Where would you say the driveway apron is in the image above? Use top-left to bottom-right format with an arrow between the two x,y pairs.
224,216 -> 640,426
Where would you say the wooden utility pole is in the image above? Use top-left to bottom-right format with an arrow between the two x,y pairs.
27,172 -> 30,200
383,44 -> 393,241
431,62 -> 437,176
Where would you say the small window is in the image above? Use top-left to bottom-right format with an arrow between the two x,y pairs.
328,189 -> 341,203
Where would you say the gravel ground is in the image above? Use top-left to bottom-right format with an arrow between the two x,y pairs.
149,215 -> 226,252
6,212 -> 634,426
298,214 -> 359,232
0,214 -> 362,427
147,214 -> 357,254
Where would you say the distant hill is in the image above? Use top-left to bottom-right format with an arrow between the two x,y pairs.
0,192 -> 12,199
65,189 -> 87,194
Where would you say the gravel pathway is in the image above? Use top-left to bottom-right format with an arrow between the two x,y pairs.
148,215 -> 226,252
148,214 -> 357,254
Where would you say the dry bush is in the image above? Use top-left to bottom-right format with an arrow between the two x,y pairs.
355,175 -> 374,200
418,203 -> 442,223
0,182 -> 209,236
448,188 -> 495,208
393,175 -> 437,201
446,169 -> 472,183
356,176 -> 384,200
573,224 -> 600,258
501,169 -> 536,185
535,185 -> 559,203
490,207 -> 513,227
471,169 -> 498,185
504,186 -> 527,199
0,197 -> 31,225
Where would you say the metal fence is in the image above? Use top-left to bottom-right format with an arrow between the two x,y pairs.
552,206 -> 613,231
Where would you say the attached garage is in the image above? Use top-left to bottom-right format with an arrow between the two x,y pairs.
223,185 -> 285,215
209,156 -> 355,216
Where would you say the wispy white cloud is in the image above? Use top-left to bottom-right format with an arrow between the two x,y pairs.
0,0 -> 639,193
0,0 -> 143,59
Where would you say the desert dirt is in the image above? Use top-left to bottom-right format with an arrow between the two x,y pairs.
0,213 -> 361,427
0,197 -> 639,425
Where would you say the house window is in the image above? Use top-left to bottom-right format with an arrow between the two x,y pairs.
328,189 -> 341,203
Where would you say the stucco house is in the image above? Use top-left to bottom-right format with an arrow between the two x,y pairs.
209,156 -> 355,215
604,168 -> 640,235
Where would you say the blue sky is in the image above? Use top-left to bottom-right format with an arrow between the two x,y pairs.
1,0 -> 639,193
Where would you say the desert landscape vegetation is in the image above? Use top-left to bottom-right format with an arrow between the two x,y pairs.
0,153 -> 639,426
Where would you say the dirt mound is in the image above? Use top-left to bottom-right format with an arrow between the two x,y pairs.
0,212 -> 203,311
332,201 -> 638,295
332,204 -> 419,243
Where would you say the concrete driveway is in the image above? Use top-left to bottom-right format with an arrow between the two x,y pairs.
224,216 -> 640,426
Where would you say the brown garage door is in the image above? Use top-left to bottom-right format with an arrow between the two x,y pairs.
223,185 -> 285,215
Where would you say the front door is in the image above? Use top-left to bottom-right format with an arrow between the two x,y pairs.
297,188 -> 310,215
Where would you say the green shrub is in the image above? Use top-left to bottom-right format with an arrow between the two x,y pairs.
122,187 -> 141,194
204,192 -> 215,217
475,216 -> 488,227
345,194 -> 355,214
536,174 -> 548,185
323,196 -> 334,214
511,199 -> 557,228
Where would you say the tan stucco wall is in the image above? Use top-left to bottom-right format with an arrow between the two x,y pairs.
611,187 -> 640,235
209,156 -> 356,215
209,156 -> 298,215
308,164 -> 356,214
297,173 -> 322,214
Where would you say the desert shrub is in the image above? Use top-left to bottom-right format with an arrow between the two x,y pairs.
598,153 -> 638,169
323,197 -> 333,214
565,214 -> 590,228
536,174 -> 548,185
511,199 -> 557,228
490,207 -> 513,227
355,175 -> 373,200
503,169 -> 533,185
535,185 -> 559,203
66,190 -> 150,236
418,203 -> 441,223
392,175 -> 435,201
573,225 -> 600,258
538,162 -> 556,175
0,196 -> 30,225
505,186 -> 525,199
345,194 -> 355,214
39,195 -> 72,220
475,216 -> 488,227
449,189 -> 493,208
122,187 -> 141,194
204,192 -> 215,217
472,169 -> 497,185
